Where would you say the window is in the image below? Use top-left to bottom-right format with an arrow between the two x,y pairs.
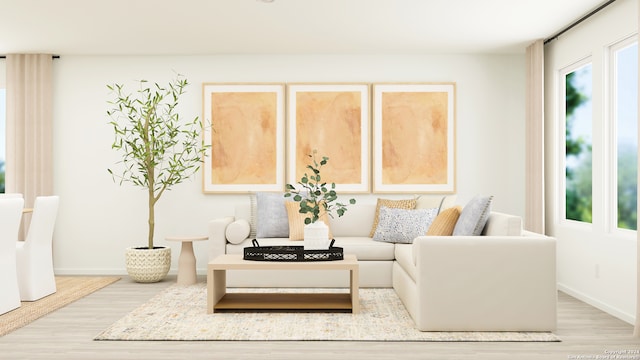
612,39 -> 638,230
564,62 -> 593,223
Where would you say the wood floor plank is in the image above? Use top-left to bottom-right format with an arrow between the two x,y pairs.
0,275 -> 637,360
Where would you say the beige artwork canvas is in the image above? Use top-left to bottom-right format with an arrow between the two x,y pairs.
202,83 -> 285,193
210,92 -> 278,185
294,91 -> 362,185
373,83 -> 455,193
381,91 -> 449,185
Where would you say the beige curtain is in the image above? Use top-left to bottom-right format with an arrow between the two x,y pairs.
5,54 -> 54,234
635,3 -> 640,337
525,40 -> 545,234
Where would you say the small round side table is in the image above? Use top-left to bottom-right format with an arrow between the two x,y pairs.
166,235 -> 208,285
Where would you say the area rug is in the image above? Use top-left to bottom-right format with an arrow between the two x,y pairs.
95,284 -> 560,342
0,276 -> 120,337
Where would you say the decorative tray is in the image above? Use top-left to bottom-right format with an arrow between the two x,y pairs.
243,239 -> 344,262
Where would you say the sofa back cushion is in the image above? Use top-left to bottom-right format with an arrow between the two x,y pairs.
482,212 -> 523,236
415,194 -> 457,211
329,204 -> 376,237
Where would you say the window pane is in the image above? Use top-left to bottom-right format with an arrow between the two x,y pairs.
615,43 -> 638,230
565,64 -> 593,223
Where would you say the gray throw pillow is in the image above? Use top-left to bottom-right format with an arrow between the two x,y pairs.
256,192 -> 290,238
373,207 -> 438,244
452,195 -> 493,236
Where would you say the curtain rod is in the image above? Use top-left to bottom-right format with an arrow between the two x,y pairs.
0,55 -> 60,59
544,0 -> 617,45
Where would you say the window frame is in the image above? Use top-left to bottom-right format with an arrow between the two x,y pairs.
558,56 -> 594,228
607,35 -> 638,234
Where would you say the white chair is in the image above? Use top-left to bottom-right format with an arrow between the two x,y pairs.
16,196 -> 59,301
0,197 -> 25,314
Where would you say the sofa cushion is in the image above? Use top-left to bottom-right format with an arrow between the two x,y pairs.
439,194 -> 458,211
255,192 -> 291,238
427,206 -> 462,236
453,195 -> 493,236
369,198 -> 417,237
415,195 -> 445,212
394,244 -> 416,282
329,204 -> 376,237
225,219 -> 251,244
284,201 -> 332,240
227,236 -> 395,261
373,207 -> 438,244
335,237 -> 395,260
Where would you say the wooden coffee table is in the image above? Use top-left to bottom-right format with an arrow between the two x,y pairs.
207,254 -> 359,314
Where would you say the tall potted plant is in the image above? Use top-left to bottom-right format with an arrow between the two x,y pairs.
285,150 -> 356,249
107,74 -> 207,282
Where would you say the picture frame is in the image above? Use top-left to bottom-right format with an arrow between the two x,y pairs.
286,83 -> 370,193
202,83 -> 285,193
372,83 -> 456,193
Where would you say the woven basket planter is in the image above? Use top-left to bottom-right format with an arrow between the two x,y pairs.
125,247 -> 171,283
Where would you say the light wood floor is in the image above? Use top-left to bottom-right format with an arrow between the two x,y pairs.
0,276 -> 637,360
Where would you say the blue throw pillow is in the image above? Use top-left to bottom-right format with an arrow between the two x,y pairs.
256,192 -> 291,238
452,195 -> 493,236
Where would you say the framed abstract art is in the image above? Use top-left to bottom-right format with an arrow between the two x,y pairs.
372,83 -> 456,193
202,83 -> 285,193
286,83 -> 370,193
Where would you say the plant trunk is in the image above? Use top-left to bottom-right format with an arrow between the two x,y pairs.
148,186 -> 154,249
144,110 -> 155,250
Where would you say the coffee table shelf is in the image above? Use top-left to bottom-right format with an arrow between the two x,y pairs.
207,254 -> 359,314
214,293 -> 353,311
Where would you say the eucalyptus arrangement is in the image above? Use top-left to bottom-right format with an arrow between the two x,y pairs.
107,75 -> 207,250
284,150 -> 356,224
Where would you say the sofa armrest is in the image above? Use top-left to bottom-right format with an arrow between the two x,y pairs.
411,235 -> 557,331
207,216 -> 234,261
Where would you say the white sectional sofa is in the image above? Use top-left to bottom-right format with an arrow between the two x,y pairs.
393,212 -> 557,331
207,194 -> 557,331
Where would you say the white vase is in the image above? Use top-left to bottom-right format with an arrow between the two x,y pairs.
304,221 -> 331,250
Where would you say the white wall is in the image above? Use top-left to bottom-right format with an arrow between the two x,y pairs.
544,0 -> 637,324
51,53 -> 525,275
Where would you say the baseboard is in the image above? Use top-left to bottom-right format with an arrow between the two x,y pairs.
53,268 -> 180,276
558,283 -> 635,325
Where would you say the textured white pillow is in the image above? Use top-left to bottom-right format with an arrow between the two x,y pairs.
373,207 -> 438,244
226,219 -> 251,244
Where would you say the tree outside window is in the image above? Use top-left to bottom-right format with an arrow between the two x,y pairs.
565,65 -> 593,223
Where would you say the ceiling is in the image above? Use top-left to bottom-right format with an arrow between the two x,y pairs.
0,0 -> 610,55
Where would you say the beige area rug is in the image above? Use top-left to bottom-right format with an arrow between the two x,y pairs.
0,276 -> 121,337
95,284 -> 560,342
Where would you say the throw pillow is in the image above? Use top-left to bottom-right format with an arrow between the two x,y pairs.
256,192 -> 291,238
452,195 -> 494,236
372,206 -> 438,244
249,193 -> 257,238
426,206 -> 462,236
284,201 -> 333,241
225,219 -> 251,244
369,198 -> 417,237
